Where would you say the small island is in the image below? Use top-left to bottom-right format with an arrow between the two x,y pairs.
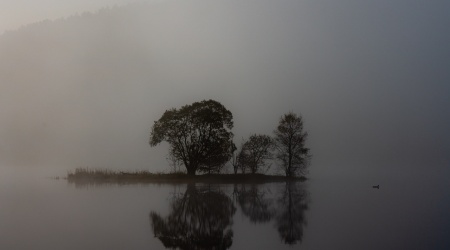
67,99 -> 310,185
67,168 -> 306,185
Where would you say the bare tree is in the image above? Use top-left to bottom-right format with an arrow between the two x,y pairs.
230,143 -> 240,174
166,154 -> 184,173
237,148 -> 248,174
273,112 -> 310,177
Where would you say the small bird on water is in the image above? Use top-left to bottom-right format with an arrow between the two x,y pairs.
372,185 -> 380,189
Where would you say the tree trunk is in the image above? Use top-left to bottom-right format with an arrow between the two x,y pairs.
186,166 -> 196,176
287,139 -> 292,177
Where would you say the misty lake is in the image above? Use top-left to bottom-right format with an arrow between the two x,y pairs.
1,167 -> 449,250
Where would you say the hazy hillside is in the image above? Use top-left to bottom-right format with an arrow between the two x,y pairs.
1,0 -> 449,174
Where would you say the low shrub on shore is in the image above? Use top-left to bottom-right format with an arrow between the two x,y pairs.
67,168 -> 306,185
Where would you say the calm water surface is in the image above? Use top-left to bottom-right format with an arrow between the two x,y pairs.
1,167 -> 449,249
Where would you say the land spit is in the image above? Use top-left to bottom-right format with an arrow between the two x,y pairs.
67,168 -> 306,185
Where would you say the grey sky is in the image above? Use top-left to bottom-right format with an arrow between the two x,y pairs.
1,0 -> 449,176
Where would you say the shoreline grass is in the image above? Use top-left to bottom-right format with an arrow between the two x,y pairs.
67,168 -> 306,184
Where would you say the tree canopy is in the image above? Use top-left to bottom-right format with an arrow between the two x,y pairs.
149,99 -> 234,175
238,134 -> 273,174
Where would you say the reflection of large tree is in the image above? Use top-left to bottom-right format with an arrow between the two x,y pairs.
276,182 -> 308,245
235,184 -> 274,223
150,184 -> 236,250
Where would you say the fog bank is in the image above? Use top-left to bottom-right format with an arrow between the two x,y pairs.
1,0 -> 449,176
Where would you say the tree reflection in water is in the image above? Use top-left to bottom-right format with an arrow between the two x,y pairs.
150,184 -> 236,250
233,182 -> 309,245
234,184 -> 274,223
275,182 -> 309,245
150,182 -> 308,249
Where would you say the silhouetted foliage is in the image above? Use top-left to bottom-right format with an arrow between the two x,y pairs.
150,184 -> 236,250
150,100 -> 235,175
235,185 -> 274,223
238,134 -> 273,174
274,112 -> 310,177
276,182 -> 309,245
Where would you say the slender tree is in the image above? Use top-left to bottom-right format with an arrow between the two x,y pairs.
274,112 -> 310,177
166,154 -> 183,173
230,143 -> 240,174
237,148 -> 248,174
149,100 -> 234,175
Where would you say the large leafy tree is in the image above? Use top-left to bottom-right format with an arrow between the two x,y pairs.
238,134 -> 273,174
149,100 -> 234,175
273,112 -> 310,177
